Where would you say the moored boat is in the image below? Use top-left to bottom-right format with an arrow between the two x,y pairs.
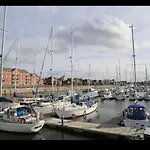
0,105 -> 45,133
119,101 -> 150,129
55,100 -> 98,119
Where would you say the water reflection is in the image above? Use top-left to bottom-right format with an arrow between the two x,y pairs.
0,131 -> 44,140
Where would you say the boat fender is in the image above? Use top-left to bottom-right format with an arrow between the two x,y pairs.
40,113 -> 43,119
96,107 -> 98,112
83,110 -> 86,116
20,118 -> 26,124
72,114 -> 77,119
83,111 -> 86,119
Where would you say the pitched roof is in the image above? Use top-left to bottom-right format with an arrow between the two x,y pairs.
30,73 -> 39,77
3,67 -> 29,73
3,68 -> 12,72
12,68 -> 29,73
19,69 -> 29,73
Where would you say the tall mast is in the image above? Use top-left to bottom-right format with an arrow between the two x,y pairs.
50,27 -> 54,92
145,64 -> 148,92
70,29 -> 74,96
88,64 -> 91,93
0,6 -> 7,97
33,53 -> 36,91
116,66 -> 118,83
35,30 -> 51,98
14,37 -> 19,92
129,25 -> 137,94
131,58 -> 134,83
118,58 -> 121,82
107,66 -> 109,80
126,64 -> 128,82
130,72 -> 132,83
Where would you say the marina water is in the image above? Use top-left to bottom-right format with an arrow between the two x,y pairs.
1,92 -> 149,140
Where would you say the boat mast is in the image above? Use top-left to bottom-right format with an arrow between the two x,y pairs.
129,25 -> 137,95
0,6 -> 7,97
50,27 -> 54,93
145,64 -> 148,92
131,58 -> 134,84
116,66 -> 118,85
88,64 -> 91,93
126,64 -> 128,83
33,53 -> 36,91
107,66 -> 109,80
130,72 -> 132,83
70,29 -> 74,97
118,58 -> 121,83
35,30 -> 51,98
14,37 -> 19,93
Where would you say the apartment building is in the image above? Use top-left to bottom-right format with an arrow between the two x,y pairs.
3,67 -> 43,86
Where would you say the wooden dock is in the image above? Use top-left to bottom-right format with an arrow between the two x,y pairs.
44,117 -> 144,140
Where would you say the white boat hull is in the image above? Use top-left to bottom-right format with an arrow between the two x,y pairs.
0,120 -> 45,133
0,111 -> 4,117
34,101 -> 72,115
123,119 -> 150,129
84,92 -> 99,98
144,95 -> 150,101
56,103 -> 98,119
34,105 -> 53,115
115,95 -> 125,100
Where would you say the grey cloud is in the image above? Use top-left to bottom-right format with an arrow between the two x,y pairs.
2,15 -> 133,78
4,17 -> 131,66
54,18 -> 131,52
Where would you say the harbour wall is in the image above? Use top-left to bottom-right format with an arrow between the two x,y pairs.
2,85 -> 117,95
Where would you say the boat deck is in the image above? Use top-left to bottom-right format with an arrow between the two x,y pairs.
45,116 -> 144,140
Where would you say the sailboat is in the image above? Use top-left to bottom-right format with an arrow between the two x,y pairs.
0,6 -> 45,133
114,59 -> 126,101
21,27 -> 72,115
129,55 -> 139,101
13,38 -> 34,99
32,54 -> 36,95
0,7 -> 20,116
119,100 -> 150,129
81,64 -> 99,99
143,65 -> 150,101
55,30 -> 98,119
119,25 -> 150,132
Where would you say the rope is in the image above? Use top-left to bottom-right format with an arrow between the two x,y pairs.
3,38 -> 18,62
35,31 -> 51,97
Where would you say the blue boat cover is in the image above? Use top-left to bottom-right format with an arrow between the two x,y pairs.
127,104 -> 146,109
13,92 -> 32,98
127,104 -> 147,120
0,97 -> 13,103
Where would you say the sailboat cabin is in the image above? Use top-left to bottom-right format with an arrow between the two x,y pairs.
126,104 -> 147,120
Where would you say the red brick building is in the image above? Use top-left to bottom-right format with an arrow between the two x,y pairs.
30,73 -> 43,86
2,68 -> 43,86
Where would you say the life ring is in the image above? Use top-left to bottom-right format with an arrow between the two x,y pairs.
72,114 -> 77,119
20,118 -> 26,124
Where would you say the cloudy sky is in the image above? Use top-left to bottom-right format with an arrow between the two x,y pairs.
0,6 -> 150,81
